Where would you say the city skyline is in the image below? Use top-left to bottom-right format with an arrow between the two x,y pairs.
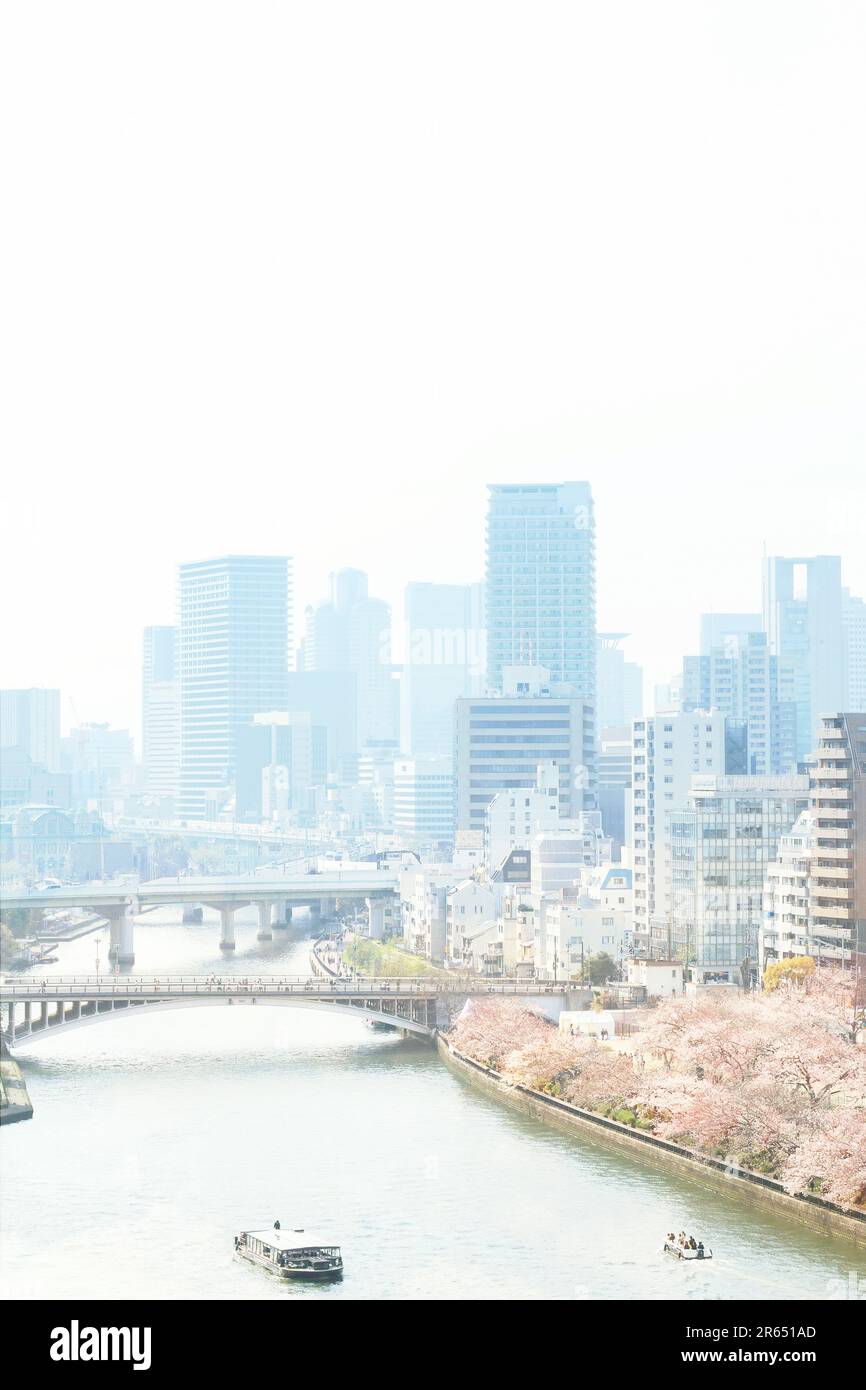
2,500 -> 865,742
3,3 -> 864,736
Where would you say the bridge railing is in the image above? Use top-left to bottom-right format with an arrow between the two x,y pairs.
0,975 -> 572,998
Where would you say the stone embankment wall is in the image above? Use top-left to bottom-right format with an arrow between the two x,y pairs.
437,1034 -> 866,1249
0,1039 -> 33,1124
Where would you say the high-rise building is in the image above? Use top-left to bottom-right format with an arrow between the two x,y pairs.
142,626 -> 179,801
596,633 -> 642,733
300,568 -> 398,752
177,556 -> 292,819
762,556 -> 844,762
401,581 -> 485,758
682,630 -> 797,775
803,713 -> 866,975
669,773 -> 809,985
631,710 -> 729,947
842,590 -> 866,713
485,482 -> 596,707
285,671 -> 357,783
597,727 -> 632,857
235,711 -> 326,822
454,665 -> 595,834
0,688 -> 61,771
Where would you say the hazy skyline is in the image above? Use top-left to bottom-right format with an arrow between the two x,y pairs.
2,2 -> 864,737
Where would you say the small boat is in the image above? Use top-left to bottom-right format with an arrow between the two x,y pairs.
664,1240 -> 712,1260
234,1223 -> 343,1281
365,1019 -> 396,1033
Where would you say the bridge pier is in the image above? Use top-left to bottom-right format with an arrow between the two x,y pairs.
105,904 -> 135,966
366,899 -> 387,940
219,905 -> 236,951
272,901 -> 291,929
256,900 -> 273,942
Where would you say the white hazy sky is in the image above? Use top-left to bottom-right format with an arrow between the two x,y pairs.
1,1 -> 864,743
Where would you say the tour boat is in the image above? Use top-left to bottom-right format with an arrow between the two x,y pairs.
234,1224 -> 343,1280
664,1240 -> 712,1260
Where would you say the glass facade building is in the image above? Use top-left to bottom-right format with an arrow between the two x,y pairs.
177,555 -> 292,819
669,774 -> 808,984
485,483 -> 595,706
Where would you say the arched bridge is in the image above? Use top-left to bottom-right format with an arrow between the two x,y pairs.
0,975 -> 580,1047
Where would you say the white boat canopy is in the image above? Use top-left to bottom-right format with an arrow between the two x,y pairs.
240,1227 -> 339,1251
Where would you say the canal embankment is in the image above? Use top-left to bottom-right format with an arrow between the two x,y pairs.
0,1038 -> 33,1125
437,1033 -> 866,1249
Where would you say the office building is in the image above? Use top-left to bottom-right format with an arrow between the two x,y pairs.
682,630 -> 797,775
401,581 -> 485,758
393,757 -> 455,845
142,626 -> 179,800
235,712 -> 327,822
178,555 -> 292,819
597,633 -> 642,733
300,568 -> 398,751
285,670 -> 357,782
669,774 -> 809,985
843,590 -> 866,713
763,555 -> 844,762
0,688 -> 61,771
455,665 -> 595,834
597,727 -> 632,857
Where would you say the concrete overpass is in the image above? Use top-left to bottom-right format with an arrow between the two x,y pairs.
0,975 -> 580,1047
0,864 -> 400,964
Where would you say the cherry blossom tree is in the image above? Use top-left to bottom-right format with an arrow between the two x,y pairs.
781,1106 -> 866,1209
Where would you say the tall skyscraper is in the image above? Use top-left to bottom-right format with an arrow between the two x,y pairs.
177,556 -> 292,819
762,556 -> 844,762
0,688 -> 61,770
485,482 -> 596,707
842,589 -> 866,713
401,581 -> 485,758
300,568 -> 398,752
142,626 -> 179,800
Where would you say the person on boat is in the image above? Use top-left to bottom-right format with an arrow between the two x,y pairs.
688,1236 -> 697,1249
274,1220 -> 281,1230
697,1241 -> 705,1256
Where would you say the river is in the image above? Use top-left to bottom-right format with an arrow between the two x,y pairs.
2,910 -> 864,1301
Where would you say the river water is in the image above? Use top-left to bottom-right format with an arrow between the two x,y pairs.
2,910 -> 864,1302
